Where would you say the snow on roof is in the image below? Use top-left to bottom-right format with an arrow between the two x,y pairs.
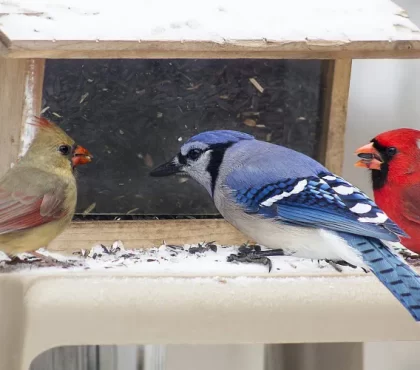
1,0 -> 419,58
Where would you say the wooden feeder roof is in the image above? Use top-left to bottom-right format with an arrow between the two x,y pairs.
1,0 -> 420,59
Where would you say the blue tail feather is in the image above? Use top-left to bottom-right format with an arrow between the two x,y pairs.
339,232 -> 420,321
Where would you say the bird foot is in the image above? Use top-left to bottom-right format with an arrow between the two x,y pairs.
5,256 -> 33,265
404,253 -> 420,267
322,259 -> 367,273
6,252 -> 70,268
31,251 -> 67,267
399,250 -> 420,262
323,259 -> 345,273
189,241 -> 218,254
238,243 -> 285,257
227,253 -> 273,272
227,245 -> 285,272
238,243 -> 262,254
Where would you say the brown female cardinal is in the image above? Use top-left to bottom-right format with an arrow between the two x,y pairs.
0,117 -> 91,263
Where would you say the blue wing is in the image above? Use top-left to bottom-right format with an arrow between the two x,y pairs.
229,171 -> 407,242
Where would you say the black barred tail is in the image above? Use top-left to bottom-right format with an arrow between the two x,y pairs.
339,232 -> 420,321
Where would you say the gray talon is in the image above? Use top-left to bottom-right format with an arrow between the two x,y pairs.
227,252 -> 273,272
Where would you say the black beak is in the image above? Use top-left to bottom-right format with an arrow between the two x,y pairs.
150,158 -> 183,177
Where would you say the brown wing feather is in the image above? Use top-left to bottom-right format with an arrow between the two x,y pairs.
0,167 -> 68,234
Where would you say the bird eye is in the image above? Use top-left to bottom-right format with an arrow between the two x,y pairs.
58,144 -> 71,155
187,148 -> 203,161
386,147 -> 397,157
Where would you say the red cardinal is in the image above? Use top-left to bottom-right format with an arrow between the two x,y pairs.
355,128 -> 420,254
0,117 -> 92,262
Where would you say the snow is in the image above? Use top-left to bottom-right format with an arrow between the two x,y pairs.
0,240 -> 367,277
19,61 -> 37,158
0,0 -> 418,43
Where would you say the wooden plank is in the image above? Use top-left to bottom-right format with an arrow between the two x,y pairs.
318,59 -> 352,175
2,41 -> 420,59
48,219 -> 249,253
0,59 -> 45,177
318,60 -> 337,167
1,0 -> 420,59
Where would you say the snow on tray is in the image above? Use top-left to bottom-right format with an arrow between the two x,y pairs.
0,240 -> 367,277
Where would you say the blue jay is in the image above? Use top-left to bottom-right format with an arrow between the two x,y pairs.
151,130 -> 420,321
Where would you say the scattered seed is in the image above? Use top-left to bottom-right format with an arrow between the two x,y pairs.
144,153 -> 154,168
80,92 -> 89,103
126,208 -> 139,215
186,83 -> 201,90
243,118 -> 256,127
249,77 -> 264,93
82,202 -> 96,216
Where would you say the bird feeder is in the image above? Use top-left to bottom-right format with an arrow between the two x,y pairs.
2,0 -> 419,251
1,0 -> 420,251
1,1 -> 420,369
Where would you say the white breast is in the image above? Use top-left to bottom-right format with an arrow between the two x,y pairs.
214,191 -> 366,268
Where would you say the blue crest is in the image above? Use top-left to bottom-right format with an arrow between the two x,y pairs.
186,130 -> 254,146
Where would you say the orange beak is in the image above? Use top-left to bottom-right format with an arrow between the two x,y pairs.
354,142 -> 383,170
72,145 -> 92,167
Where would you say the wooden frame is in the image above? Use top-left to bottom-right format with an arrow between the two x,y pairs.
0,2 -> 417,250
0,59 -> 44,177
0,57 -> 350,249
1,0 -> 420,60
0,57 -> 352,253
0,57 -> 399,254
49,219 -> 249,252
1,3 -> 420,370
318,59 -> 352,175
2,41 -> 420,60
